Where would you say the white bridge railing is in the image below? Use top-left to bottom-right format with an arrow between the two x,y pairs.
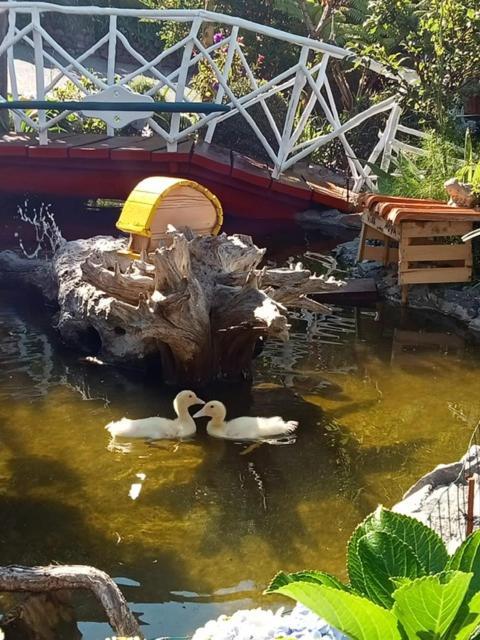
0,2 -> 420,190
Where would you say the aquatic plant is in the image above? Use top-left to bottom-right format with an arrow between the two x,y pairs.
268,506 -> 480,639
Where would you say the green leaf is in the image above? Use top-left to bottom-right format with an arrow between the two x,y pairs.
447,532 -> 480,601
265,570 -> 347,594
348,507 -> 448,596
450,591 -> 480,640
392,571 -> 472,639
356,531 -> 426,607
273,582 -> 402,640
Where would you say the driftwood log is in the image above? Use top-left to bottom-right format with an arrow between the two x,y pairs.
51,230 -> 337,385
0,564 -> 141,638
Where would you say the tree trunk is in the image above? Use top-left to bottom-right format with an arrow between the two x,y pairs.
0,564 -> 141,638
50,231 -> 336,385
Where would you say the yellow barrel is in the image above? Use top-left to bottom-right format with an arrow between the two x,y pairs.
116,177 -> 223,246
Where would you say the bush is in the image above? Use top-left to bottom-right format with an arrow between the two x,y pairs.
268,506 -> 480,640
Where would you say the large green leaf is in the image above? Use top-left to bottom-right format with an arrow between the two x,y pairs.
356,531 -> 426,607
392,571 -> 472,639
265,570 -> 347,593
273,582 -> 402,640
446,532 -> 480,601
449,591 -> 480,640
348,507 -> 448,595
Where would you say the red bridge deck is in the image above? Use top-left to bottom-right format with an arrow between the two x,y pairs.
0,133 -> 357,219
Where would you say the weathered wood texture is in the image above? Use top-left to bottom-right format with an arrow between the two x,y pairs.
0,564 -> 141,638
54,231 -> 335,384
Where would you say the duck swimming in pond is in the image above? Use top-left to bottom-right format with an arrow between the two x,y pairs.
105,390 -> 205,441
194,400 -> 298,440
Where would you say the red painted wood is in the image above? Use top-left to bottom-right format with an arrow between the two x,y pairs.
110,136 -> 168,161
151,140 -> 193,164
0,133 -> 355,216
231,151 -> 272,189
271,174 -> 313,201
27,133 -> 79,158
0,133 -> 35,156
191,142 -> 232,176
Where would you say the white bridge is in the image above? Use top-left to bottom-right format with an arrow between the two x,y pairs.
0,1 -> 423,191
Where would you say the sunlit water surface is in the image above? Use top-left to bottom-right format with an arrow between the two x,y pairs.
1,204 -> 480,638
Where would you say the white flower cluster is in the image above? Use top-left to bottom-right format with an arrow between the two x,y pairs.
192,604 -> 347,640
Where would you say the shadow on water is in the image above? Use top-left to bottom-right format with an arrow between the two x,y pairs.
3,207 -> 480,637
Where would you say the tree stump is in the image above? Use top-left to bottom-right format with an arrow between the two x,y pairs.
17,230 -> 337,385
0,564 -> 140,638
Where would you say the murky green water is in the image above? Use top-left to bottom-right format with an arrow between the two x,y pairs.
2,206 -> 480,638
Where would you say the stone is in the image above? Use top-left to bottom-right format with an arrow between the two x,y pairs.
444,178 -> 476,208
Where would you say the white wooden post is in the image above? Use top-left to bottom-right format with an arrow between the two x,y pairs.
6,4 -> 19,131
107,14 -> 117,136
204,26 -> 238,144
274,46 -> 308,177
32,7 -> 47,144
380,102 -> 402,171
168,16 -> 201,152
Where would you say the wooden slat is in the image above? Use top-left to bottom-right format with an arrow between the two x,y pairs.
363,245 -> 386,261
402,243 -> 470,262
69,135 -> 144,159
231,151 -> 272,188
191,142 -> 232,176
364,225 -> 387,241
399,267 -> 471,285
361,213 -> 400,240
151,140 -> 193,164
401,221 -> 473,238
271,173 -> 313,201
110,136 -> 169,161
0,133 -> 36,156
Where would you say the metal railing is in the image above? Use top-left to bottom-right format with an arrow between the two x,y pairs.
0,2 -> 421,189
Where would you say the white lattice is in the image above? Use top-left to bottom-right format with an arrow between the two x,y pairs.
0,1 -> 421,190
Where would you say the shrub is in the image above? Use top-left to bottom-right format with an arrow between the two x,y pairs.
268,506 -> 480,639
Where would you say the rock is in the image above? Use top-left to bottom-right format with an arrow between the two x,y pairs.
296,208 -> 362,234
444,178 -> 476,208
394,445 -> 480,552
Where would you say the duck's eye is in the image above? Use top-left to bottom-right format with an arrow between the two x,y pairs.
210,404 -> 215,408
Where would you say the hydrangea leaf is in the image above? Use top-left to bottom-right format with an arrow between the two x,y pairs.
348,506 -> 448,595
272,582 -> 401,640
446,531 -> 480,600
266,570 -> 347,594
392,571 -> 472,639
355,531 -> 426,607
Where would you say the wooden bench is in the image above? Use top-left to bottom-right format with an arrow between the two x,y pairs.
357,195 -> 480,303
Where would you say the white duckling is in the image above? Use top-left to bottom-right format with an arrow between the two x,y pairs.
193,400 -> 298,440
105,390 -> 205,441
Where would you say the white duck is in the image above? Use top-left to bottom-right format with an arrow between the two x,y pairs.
105,390 -> 205,441
194,400 -> 298,440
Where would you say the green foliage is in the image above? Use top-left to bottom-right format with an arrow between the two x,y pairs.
456,130 -> 480,195
373,133 -> 463,201
268,507 -> 480,640
352,0 -> 480,130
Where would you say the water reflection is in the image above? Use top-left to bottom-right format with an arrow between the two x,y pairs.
1,288 -> 480,638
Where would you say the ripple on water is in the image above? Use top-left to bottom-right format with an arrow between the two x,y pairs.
1,291 -> 480,638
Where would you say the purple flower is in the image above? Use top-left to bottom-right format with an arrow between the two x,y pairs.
213,32 -> 224,44
212,81 -> 220,92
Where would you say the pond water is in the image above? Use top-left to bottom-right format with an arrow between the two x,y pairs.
1,201 -> 480,639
